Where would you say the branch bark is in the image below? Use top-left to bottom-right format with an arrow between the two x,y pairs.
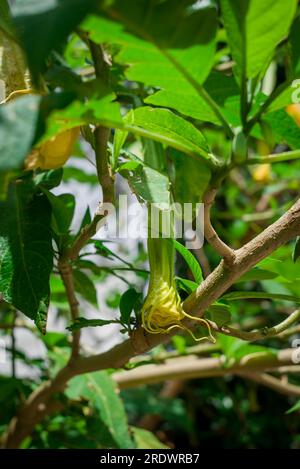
113,349 -> 299,388
237,372 -> 300,398
207,309 -> 300,342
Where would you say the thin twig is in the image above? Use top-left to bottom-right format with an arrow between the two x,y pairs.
207,309 -> 300,342
203,188 -> 236,264
248,149 -> 300,165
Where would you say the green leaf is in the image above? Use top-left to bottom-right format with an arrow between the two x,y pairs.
66,371 -> 134,449
67,317 -> 118,331
112,128 -> 129,171
0,0 -> 15,40
293,237 -> 300,263
0,179 -> 53,332
235,267 -> 278,283
146,72 -> 240,126
43,191 -> 75,236
264,109 -> 300,150
131,107 -> 210,159
83,2 -> 217,91
132,427 -> 168,449
42,331 -> 68,348
119,288 -> 141,326
220,0 -> 297,80
222,291 -> 300,303
206,303 -> 232,327
0,95 -> 40,171
73,270 -> 98,307
117,161 -> 142,172
176,277 -> 198,294
143,138 -> 166,173
43,91 -> 122,140
119,160 -> 171,206
286,400 -> 300,414
12,0 -> 97,81
290,15 -> 300,76
219,334 -> 277,362
33,168 -> 63,190
172,239 -> 203,284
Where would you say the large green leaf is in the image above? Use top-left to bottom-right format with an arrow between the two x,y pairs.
66,371 -> 134,449
0,179 -> 53,332
220,0 -> 297,80
146,72 -> 240,126
83,1 -> 217,91
12,0 -> 97,81
47,100 -> 211,161
43,191 -> 75,236
131,107 -> 210,159
0,95 -> 40,171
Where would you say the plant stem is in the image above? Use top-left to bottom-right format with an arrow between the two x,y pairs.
248,149 -> 300,165
207,309 -> 300,341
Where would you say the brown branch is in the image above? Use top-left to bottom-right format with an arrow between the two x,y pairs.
112,349 -> 299,388
237,372 -> 300,398
183,197 -> 300,318
61,43 -> 113,263
58,261 -> 80,359
203,188 -> 236,264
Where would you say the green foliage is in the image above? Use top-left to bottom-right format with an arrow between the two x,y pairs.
83,1 -> 217,90
172,239 -> 203,284
67,317 -> 118,332
220,0 -> 297,80
66,372 -> 134,449
0,178 -> 53,332
1,0 -> 300,451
